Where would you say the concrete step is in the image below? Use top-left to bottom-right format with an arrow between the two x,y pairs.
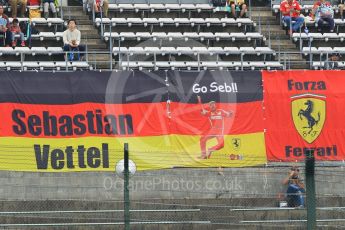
74,19 -> 96,25
87,44 -> 108,49
261,30 -> 289,37
270,39 -> 297,46
63,11 -> 87,17
250,11 -> 274,17
62,6 -> 84,12
63,15 -> 91,21
251,7 -> 272,11
79,29 -> 100,36
252,15 -> 278,21
77,24 -> 99,30
84,39 -> 106,46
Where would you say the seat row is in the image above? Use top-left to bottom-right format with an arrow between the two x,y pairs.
0,61 -> 90,71
302,46 -> 345,55
272,4 -> 341,14
30,32 -> 63,41
12,32 -> 63,41
112,46 -> 274,56
312,61 -> 345,69
8,17 -> 64,26
293,32 -> 345,42
95,17 -> 254,28
103,32 -> 264,42
119,61 -> 283,71
284,18 -> 345,28
0,47 -> 63,56
106,3 -> 214,13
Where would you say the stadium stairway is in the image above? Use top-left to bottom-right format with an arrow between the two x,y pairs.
251,6 -> 308,69
62,6 -> 111,69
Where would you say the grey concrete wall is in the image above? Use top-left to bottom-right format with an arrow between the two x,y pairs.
0,166 -> 344,201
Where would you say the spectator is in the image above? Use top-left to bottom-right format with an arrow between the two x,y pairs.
0,5 -> 12,47
63,19 -> 85,61
10,0 -> 27,18
228,0 -> 247,18
338,0 -> 344,20
10,18 -> 25,46
282,166 -> 305,208
93,0 -> 108,18
324,53 -> 341,69
280,0 -> 305,35
312,0 -> 335,32
43,0 -> 57,18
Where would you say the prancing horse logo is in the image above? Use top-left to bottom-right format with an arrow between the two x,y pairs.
291,95 -> 326,144
231,138 -> 241,150
298,100 -> 320,134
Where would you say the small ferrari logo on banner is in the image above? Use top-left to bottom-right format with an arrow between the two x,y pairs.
231,138 -> 241,151
291,94 -> 326,144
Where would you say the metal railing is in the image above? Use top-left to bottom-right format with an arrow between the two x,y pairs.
4,49 -> 344,71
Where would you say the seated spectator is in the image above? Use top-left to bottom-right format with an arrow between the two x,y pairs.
0,5 -> 12,47
93,0 -> 108,18
43,0 -> 57,18
312,0 -> 335,32
63,19 -> 85,61
280,0 -> 305,35
282,166 -> 305,208
324,53 -> 341,69
228,0 -> 247,18
10,18 -> 24,46
10,0 -> 27,18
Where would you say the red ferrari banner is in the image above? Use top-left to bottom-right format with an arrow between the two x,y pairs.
263,70 -> 345,161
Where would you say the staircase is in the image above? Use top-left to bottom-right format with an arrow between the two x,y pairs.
251,7 -> 309,69
62,6 -> 112,69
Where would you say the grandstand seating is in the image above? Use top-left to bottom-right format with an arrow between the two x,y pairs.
89,1 -> 281,70
0,6 -> 90,71
103,32 -> 264,42
1,0 -> 344,70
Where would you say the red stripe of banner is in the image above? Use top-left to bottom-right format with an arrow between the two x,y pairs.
0,102 -> 263,138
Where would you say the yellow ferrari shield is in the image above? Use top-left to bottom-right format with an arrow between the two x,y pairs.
291,96 -> 326,144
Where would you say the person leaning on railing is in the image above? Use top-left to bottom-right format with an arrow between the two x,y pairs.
282,166 -> 305,208
280,0 -> 304,35
63,19 -> 85,61
311,0 -> 335,32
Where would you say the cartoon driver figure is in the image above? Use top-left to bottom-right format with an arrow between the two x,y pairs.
198,96 -> 233,159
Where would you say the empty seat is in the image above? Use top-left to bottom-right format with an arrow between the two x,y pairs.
30,47 -> 47,55
144,47 -> 160,55
192,47 -> 208,55
111,18 -> 127,26
47,47 -> 63,55
176,47 -> 193,55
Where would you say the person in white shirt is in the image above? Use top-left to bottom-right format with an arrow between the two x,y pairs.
63,19 -> 85,61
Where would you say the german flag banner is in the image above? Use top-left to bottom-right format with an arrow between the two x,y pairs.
263,70 -> 345,162
0,71 -> 266,172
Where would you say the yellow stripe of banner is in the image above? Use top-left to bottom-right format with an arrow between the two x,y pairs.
0,133 -> 266,172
